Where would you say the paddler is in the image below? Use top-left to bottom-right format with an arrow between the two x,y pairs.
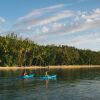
45,71 -> 49,77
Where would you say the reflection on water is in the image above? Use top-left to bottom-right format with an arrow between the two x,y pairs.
0,67 -> 100,100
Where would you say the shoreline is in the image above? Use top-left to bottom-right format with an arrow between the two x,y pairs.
0,65 -> 100,70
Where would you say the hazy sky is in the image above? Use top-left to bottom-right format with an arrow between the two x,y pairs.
0,0 -> 100,51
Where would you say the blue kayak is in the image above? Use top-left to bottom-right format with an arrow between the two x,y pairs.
19,74 -> 34,79
40,75 -> 57,80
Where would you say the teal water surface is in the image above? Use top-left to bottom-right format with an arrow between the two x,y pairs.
0,67 -> 100,100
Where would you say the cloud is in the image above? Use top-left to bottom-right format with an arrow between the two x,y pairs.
15,10 -> 74,31
39,8 -> 100,36
17,4 -> 65,23
15,7 -> 100,36
0,17 -> 6,34
63,8 -> 100,34
82,8 -> 100,23
0,17 -> 6,24
67,33 -> 100,45
12,5 -> 74,36
35,19 -> 100,38
27,10 -> 74,28
65,20 -> 100,34
41,26 -> 49,33
12,6 -> 100,49
14,4 -> 74,31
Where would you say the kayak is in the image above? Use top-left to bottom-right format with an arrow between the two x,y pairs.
40,75 -> 57,80
19,74 -> 34,79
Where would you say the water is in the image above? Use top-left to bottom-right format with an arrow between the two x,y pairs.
0,67 -> 100,100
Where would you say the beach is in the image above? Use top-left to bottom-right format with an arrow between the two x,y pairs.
0,65 -> 100,70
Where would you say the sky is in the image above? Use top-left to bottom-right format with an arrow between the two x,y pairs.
0,0 -> 100,51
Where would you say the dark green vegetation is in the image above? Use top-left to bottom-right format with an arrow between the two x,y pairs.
0,33 -> 100,67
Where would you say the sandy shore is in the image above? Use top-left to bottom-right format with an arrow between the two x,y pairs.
49,65 -> 100,69
0,66 -> 46,70
0,65 -> 100,70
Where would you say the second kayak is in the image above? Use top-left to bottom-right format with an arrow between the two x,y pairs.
40,75 -> 57,80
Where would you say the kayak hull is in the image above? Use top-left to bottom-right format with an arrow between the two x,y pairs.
40,75 -> 57,80
19,74 -> 34,79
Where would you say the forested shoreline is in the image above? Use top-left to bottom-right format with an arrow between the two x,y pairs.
0,33 -> 100,67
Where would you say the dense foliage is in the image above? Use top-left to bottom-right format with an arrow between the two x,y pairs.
0,33 -> 100,67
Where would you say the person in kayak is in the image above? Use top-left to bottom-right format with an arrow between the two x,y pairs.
45,71 -> 49,77
24,72 -> 28,76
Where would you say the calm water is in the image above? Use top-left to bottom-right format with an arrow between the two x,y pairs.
0,67 -> 100,100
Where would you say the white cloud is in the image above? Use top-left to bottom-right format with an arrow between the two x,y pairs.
93,8 -> 100,13
35,10 -> 74,26
15,3 -> 75,32
36,22 -> 66,35
82,8 -> 100,23
67,33 -> 100,46
16,10 -> 74,30
12,6 -> 100,48
0,17 -> 6,34
0,17 -> 6,24
67,20 -> 100,34
54,8 -> 100,35
41,26 -> 49,33
17,4 -> 64,23
37,19 -> 100,37
15,7 -> 100,36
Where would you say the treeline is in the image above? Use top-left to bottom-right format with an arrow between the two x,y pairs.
0,33 -> 100,67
